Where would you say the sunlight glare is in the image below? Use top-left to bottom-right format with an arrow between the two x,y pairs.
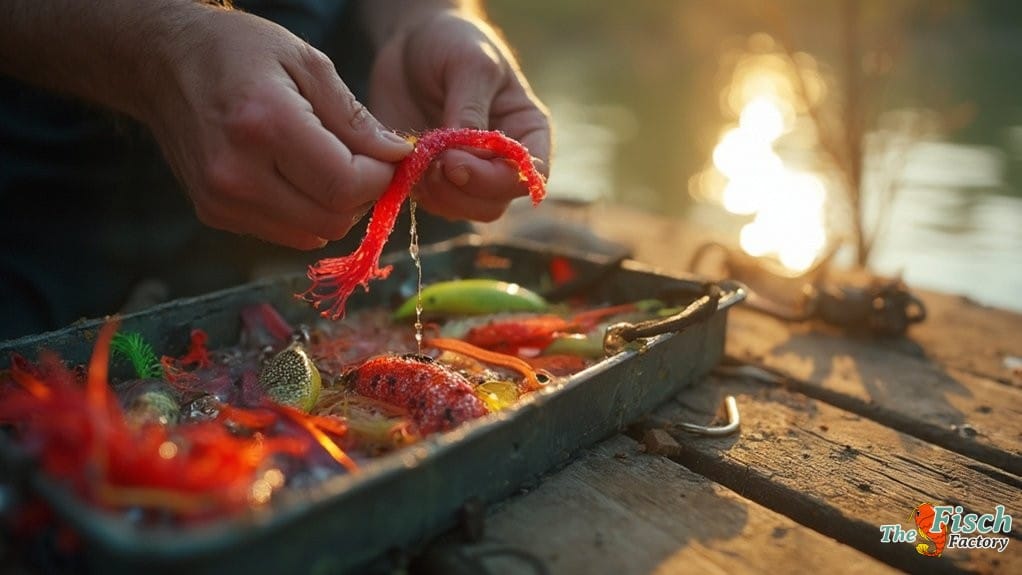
712,128 -> 783,180
736,171 -> 828,272
722,176 -> 770,215
739,97 -> 787,143
711,59 -> 829,274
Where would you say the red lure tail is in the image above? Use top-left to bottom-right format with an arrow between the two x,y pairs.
463,315 -> 572,355
298,128 -> 547,320
0,321 -> 314,518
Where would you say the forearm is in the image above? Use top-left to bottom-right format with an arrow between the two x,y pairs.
359,0 -> 482,49
0,0 -> 220,121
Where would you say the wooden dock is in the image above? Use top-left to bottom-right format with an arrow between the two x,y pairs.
434,203 -> 1022,574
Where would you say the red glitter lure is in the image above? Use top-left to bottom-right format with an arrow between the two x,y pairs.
346,355 -> 489,435
299,128 -> 547,319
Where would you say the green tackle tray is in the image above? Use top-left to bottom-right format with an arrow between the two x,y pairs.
0,234 -> 745,574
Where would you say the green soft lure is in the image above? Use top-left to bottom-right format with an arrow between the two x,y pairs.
111,331 -> 163,379
393,279 -> 548,320
543,334 -> 605,358
258,344 -> 322,412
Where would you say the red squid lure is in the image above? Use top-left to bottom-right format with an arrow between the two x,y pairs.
299,128 -> 547,320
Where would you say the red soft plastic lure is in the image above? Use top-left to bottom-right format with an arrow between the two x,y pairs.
299,128 -> 546,319
0,322 -> 307,518
346,354 -> 488,435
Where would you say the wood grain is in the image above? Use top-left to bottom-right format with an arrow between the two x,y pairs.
726,307 -> 1022,475
637,374 -> 1021,574
474,436 -> 896,575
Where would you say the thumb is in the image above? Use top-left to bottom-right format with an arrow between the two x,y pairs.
288,45 -> 412,162
443,58 -> 502,129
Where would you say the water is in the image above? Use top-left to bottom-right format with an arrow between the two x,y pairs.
408,199 -> 424,353
528,92 -> 1022,311
864,143 -> 1022,311
487,0 -> 1022,312
540,100 -> 1022,311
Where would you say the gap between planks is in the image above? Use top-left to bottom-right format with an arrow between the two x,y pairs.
631,373 -> 1021,575
726,308 -> 1022,476
471,435 -> 896,575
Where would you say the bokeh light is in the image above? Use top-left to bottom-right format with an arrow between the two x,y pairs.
708,41 -> 831,273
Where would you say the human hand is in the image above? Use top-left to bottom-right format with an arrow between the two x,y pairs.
368,9 -> 552,222
144,6 -> 412,249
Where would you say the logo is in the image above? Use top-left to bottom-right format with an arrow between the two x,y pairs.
879,504 -> 1012,556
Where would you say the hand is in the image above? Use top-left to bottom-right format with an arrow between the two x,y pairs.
368,9 -> 552,222
144,7 -> 413,249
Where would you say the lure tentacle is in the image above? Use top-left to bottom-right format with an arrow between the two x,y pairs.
299,128 -> 546,320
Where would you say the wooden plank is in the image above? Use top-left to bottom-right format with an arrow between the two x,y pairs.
727,307 -> 1022,475
461,435 -> 898,575
903,290 -> 1022,387
637,374 -> 1022,574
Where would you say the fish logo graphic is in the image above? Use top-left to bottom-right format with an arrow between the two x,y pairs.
881,503 -> 1012,556
911,503 -> 948,557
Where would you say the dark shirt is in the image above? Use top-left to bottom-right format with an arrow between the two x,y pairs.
0,1 -> 468,340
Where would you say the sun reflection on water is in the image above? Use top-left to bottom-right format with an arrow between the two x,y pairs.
704,45 -> 831,274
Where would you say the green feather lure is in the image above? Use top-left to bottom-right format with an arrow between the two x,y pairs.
111,331 -> 163,379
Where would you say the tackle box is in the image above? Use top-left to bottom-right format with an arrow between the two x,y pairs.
0,235 -> 745,574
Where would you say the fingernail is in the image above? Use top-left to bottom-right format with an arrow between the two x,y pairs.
381,130 -> 413,149
449,165 -> 470,187
316,238 -> 328,248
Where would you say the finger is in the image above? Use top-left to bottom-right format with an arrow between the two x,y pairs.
246,220 -> 329,251
515,122 -> 552,179
285,44 -> 412,161
484,113 -> 550,179
258,168 -> 367,241
366,38 -> 430,130
197,201 -> 328,251
442,45 -> 504,129
414,159 -> 515,222
438,151 -> 527,200
490,81 -> 553,177
271,97 -> 396,214
207,129 -> 372,242
416,181 -> 511,223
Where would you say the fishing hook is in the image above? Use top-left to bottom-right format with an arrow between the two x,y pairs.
675,395 -> 741,437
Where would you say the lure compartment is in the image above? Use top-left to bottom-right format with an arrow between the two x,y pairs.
0,235 -> 745,574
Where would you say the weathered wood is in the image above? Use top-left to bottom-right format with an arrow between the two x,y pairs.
473,435 -> 896,575
472,203 -> 1022,574
727,307 -> 1022,475
905,290 -> 1022,387
637,374 -> 1022,574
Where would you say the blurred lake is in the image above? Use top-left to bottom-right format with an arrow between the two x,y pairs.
488,0 -> 1022,311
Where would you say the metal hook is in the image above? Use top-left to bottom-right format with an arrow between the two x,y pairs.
676,395 -> 741,437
